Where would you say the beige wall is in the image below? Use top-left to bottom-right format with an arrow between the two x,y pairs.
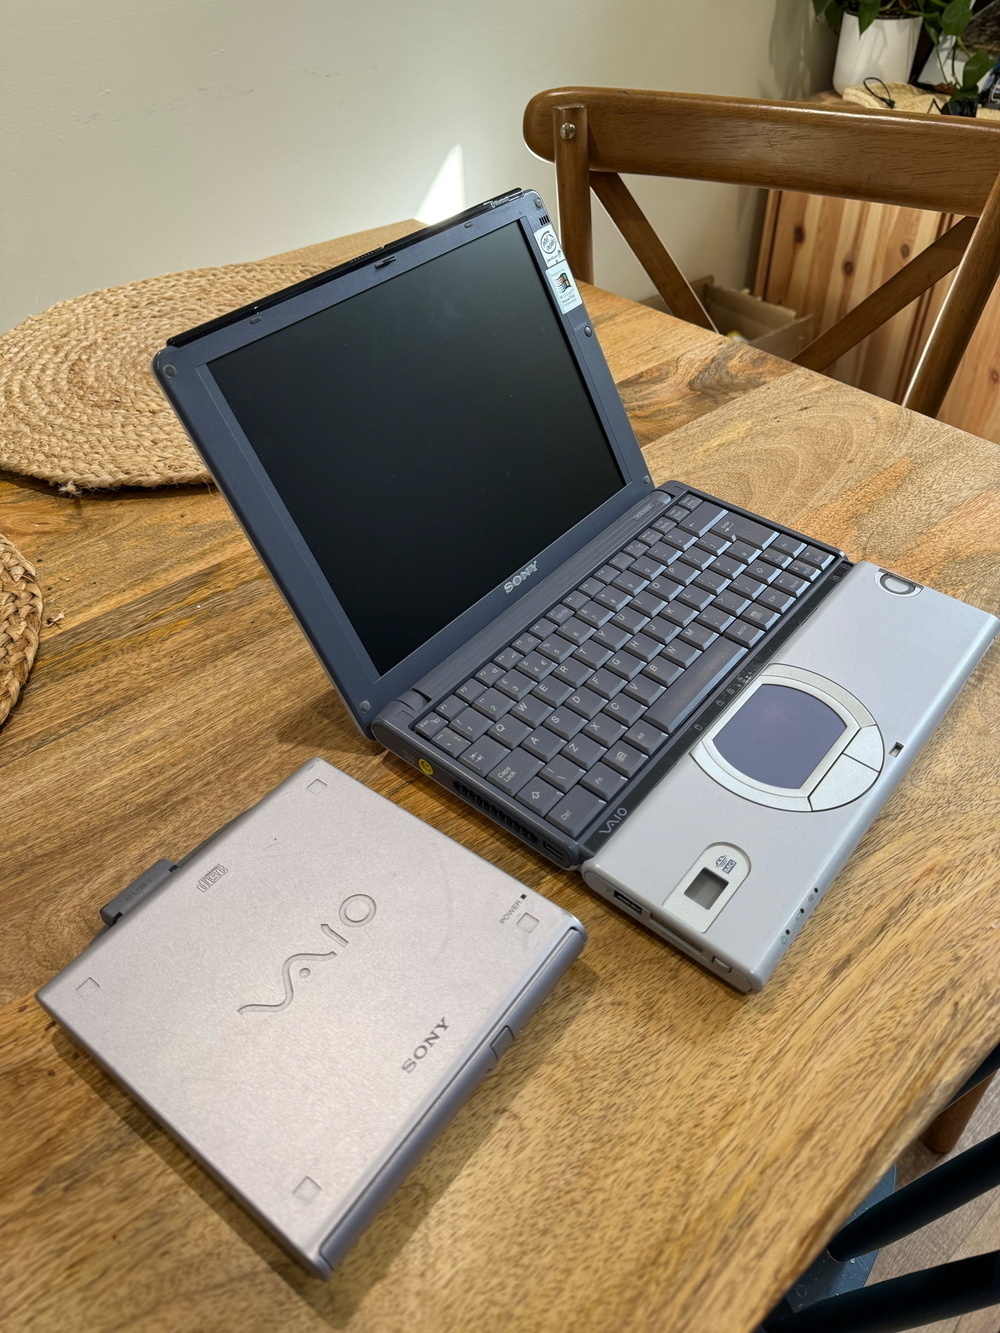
0,1 -> 835,332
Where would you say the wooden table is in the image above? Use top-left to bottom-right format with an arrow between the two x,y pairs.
2,222 -> 999,1333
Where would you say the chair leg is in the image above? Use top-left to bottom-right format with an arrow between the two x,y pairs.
921,1074 -> 994,1155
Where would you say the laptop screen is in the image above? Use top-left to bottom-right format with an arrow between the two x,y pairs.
208,222 -> 625,676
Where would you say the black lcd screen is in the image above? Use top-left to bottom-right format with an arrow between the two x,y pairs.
713,684 -> 847,789
208,223 -> 625,675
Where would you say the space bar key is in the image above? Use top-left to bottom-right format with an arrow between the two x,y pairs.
644,639 -> 747,735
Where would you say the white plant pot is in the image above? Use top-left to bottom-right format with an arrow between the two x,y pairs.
833,13 -> 922,96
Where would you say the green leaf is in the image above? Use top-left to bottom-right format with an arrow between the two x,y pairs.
959,48 -> 996,91
941,0 -> 973,37
858,0 -> 881,36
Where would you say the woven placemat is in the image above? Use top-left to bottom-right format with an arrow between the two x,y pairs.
0,257 -> 328,492
0,533 -> 42,730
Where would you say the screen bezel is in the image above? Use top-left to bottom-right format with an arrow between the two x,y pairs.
153,192 -> 653,734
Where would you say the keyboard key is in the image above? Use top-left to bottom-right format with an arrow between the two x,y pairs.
662,601 -> 698,628
512,694 -> 553,727
647,542 -> 681,567
714,590 -> 750,617
624,721 -> 668,756
647,575 -> 683,604
756,587 -> 795,613
665,560 -> 699,587
610,551 -> 633,571
595,564 -> 619,584
644,638 -> 747,735
645,616 -> 681,646
434,728 -> 470,759
553,657 -> 591,688
488,715 -> 531,749
548,603 -> 574,624
800,545 -> 835,570
474,688 -> 516,720
679,494 -> 701,509
489,750 -> 545,795
537,635 -> 575,663
522,727 -> 565,761
678,586 -> 714,612
631,555 -> 665,580
577,599 -> 614,628
416,714 -> 447,739
624,632 -> 661,661
771,534 -> 805,558
696,531 -> 731,556
579,578 -> 605,599
563,589 -> 589,611
564,686 -> 605,720
698,606 -> 734,634
605,650 -> 644,680
516,779 -> 562,817
660,529 -> 698,553
512,632 -> 539,655
694,569 -> 730,595
546,785 -> 603,837
583,714 -> 627,747
652,515 -> 676,533
740,603 -> 780,630
530,617 -> 557,639
677,546 -> 714,571
593,623 -> 631,651
476,662 -> 506,687
725,620 -> 765,648
666,504 -> 690,521
624,539 -> 648,558
643,656 -> 684,686
758,548 -> 791,570
727,540 -> 761,565
712,514 -> 776,549
518,651 -> 557,682
661,639 -> 700,669
611,607 -> 649,634
745,560 -> 779,585
494,646 -> 523,670
638,528 -> 662,545
588,668 -> 627,700
612,570 -> 649,596
595,585 -> 631,612
774,571 -> 808,596
436,695 -> 465,720
731,574 -> 765,599
557,616 -> 596,645
457,678 -> 486,704
632,590 -> 666,619
581,764 -> 627,799
711,554 -> 744,580
496,669 -> 533,700
604,743 -> 646,778
562,733 -> 605,770
451,707 -> 493,741
624,673 -> 666,706
573,640 -> 610,673
461,737 -> 509,775
546,709 -> 587,741
540,754 -> 586,793
603,694 -> 645,726
788,559 -> 820,582
533,677 -> 573,706
679,501 -> 727,535
680,623 -> 718,651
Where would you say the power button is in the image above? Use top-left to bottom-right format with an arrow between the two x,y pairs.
878,569 -> 921,596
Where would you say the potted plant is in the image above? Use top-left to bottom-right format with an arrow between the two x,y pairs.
815,0 -> 995,97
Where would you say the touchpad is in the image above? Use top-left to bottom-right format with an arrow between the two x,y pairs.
713,684 -> 846,788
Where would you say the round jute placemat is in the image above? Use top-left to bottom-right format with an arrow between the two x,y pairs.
0,533 -> 42,730
0,258 -> 325,492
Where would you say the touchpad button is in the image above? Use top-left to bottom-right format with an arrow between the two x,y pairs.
713,683 -> 847,789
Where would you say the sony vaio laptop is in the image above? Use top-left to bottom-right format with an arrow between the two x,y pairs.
38,759 -> 586,1276
153,190 -> 998,991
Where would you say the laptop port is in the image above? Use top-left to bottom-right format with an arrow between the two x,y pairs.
613,889 -> 644,915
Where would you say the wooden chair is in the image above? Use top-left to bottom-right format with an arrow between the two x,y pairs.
523,88 -> 1000,418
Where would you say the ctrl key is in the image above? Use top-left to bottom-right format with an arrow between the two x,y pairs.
545,785 -> 603,838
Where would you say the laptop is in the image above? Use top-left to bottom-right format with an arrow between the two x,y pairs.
154,189 -> 998,990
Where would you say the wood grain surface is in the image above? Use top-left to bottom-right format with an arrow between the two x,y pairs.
2,222 -> 999,1333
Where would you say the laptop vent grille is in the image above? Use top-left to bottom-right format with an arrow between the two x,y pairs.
454,783 -> 539,845
537,214 -> 550,226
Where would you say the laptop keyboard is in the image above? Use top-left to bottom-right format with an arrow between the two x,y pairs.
411,493 -> 836,840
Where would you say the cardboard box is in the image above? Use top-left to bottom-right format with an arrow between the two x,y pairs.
646,278 -> 813,360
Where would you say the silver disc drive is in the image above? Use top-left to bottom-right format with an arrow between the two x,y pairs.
582,563 -> 998,992
37,759 -> 586,1276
